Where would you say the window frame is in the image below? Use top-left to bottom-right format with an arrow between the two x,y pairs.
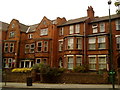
9,31 -> 15,38
37,41 -> 42,52
4,43 -> 9,53
92,23 -> 98,33
99,22 -> 105,32
76,38 -> 82,49
59,27 -> 64,36
116,19 -> 120,30
76,55 -> 82,66
30,43 -> 35,53
89,55 -> 97,70
40,28 -> 48,36
44,41 -> 48,52
25,44 -> 30,53
69,25 -> 74,34
88,37 -> 96,50
28,34 -> 33,39
59,40 -> 63,51
67,56 -> 74,69
116,36 -> 120,49
98,36 -> 106,49
67,38 -> 74,49
75,24 -> 80,33
9,43 -> 14,53
98,55 -> 107,70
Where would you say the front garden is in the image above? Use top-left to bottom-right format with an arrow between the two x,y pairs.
2,63 -> 118,84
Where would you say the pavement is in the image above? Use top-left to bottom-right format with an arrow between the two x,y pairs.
1,82 -> 120,89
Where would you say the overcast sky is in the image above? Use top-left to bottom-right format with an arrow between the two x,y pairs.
0,0 -> 117,25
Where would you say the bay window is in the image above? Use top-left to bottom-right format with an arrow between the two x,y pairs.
76,38 -> 82,49
68,57 -> 73,69
68,38 -> 74,49
76,55 -> 82,66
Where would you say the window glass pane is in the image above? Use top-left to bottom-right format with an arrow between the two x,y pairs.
38,42 -> 42,52
75,24 -> 80,33
40,28 -> 48,36
117,37 -> 120,49
100,22 -> 105,32
68,38 -> 74,49
89,56 -> 96,70
59,41 -> 63,51
76,38 -> 82,49
44,41 -> 48,52
76,56 -> 82,66
69,25 -> 74,34
68,57 -> 73,69
116,19 -> 120,30
98,56 -> 107,69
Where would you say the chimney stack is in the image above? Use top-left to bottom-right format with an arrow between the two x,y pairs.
87,6 -> 94,19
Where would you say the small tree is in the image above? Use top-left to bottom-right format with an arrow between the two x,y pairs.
32,63 -> 50,82
114,0 -> 120,14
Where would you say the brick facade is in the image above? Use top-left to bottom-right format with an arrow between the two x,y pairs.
1,6 -> 120,71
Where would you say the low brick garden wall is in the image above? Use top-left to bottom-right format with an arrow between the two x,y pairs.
42,72 -> 109,84
2,69 -> 36,82
2,69 -> 110,84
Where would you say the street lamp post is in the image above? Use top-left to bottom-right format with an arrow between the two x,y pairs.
108,0 -> 115,89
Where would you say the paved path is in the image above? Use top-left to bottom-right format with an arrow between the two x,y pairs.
1,82 -> 120,89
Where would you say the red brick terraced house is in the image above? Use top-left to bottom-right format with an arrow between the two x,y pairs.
1,6 -> 120,71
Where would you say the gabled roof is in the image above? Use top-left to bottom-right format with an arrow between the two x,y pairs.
29,24 -> 38,32
0,21 -> 9,31
19,23 -> 29,32
91,14 -> 120,23
58,17 -> 89,27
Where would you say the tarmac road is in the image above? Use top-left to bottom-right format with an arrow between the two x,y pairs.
1,87 -> 120,90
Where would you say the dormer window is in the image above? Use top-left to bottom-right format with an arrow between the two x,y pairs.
28,34 -> 33,39
92,24 -> 98,33
9,31 -> 15,38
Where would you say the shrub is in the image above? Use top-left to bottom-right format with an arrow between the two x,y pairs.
12,68 -> 32,73
32,63 -> 50,74
73,65 -> 87,73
